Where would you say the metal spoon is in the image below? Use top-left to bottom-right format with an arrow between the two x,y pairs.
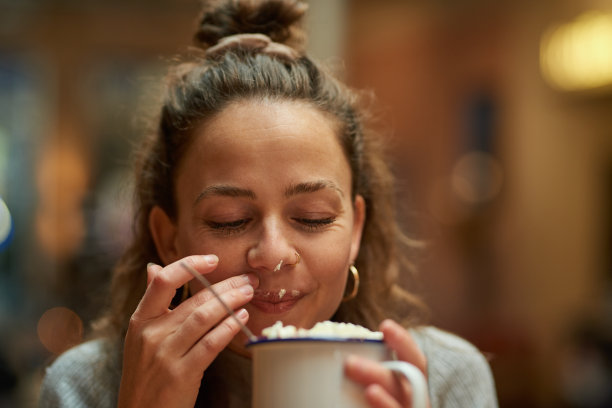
180,261 -> 258,343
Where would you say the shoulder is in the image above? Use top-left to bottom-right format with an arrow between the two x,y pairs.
409,326 -> 499,408
39,338 -> 122,408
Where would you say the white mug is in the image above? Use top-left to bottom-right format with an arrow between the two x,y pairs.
249,338 -> 428,408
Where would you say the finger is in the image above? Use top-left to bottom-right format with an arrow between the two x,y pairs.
166,283 -> 254,354
345,355 -> 407,400
364,384 -> 403,408
187,308 -> 250,367
146,263 -> 163,286
172,273 -> 259,321
134,255 -> 218,320
380,319 -> 427,374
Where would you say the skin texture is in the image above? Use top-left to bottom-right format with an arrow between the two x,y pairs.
118,100 -> 430,408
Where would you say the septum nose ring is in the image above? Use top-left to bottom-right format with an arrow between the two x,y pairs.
273,252 -> 301,272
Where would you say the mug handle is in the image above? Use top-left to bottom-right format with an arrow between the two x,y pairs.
381,361 -> 428,408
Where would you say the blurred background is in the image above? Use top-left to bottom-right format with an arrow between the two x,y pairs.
0,0 -> 611,406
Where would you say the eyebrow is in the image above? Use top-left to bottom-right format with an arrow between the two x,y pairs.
194,185 -> 257,205
284,180 -> 345,198
194,180 -> 344,206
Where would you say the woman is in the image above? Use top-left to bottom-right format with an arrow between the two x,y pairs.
39,1 -> 498,407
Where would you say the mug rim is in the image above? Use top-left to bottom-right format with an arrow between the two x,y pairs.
247,337 -> 384,347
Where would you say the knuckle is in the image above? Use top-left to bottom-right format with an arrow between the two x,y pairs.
140,326 -> 159,346
128,314 -> 142,328
221,290 -> 243,308
128,314 -> 153,335
183,255 -> 200,269
164,359 -> 185,379
220,318 -> 238,335
192,307 -> 212,326
224,289 -> 239,303
209,278 -> 241,298
151,271 -> 172,290
201,335 -> 222,353
227,276 -> 245,290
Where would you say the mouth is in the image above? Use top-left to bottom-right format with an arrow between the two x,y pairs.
250,289 -> 304,314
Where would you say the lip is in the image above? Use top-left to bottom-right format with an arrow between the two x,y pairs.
250,289 -> 304,314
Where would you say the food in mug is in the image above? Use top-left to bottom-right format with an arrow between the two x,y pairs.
261,320 -> 383,340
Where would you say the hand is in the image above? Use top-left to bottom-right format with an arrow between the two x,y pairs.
117,255 -> 258,408
344,319 -> 431,408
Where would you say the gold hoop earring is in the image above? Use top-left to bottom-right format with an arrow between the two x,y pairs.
342,265 -> 359,302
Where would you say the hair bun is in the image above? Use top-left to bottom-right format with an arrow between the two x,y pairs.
195,0 -> 308,52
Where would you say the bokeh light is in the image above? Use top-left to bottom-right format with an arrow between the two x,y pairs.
451,151 -> 504,205
36,307 -> 84,355
541,10 -> 612,91
35,143 -> 89,261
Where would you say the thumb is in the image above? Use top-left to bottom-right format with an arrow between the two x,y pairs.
380,319 -> 427,375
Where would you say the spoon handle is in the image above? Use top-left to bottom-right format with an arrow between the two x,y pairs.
180,261 -> 258,342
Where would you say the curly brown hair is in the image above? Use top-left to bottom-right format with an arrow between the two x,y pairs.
93,0 -> 427,340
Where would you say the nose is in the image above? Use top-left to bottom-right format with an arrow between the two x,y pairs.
247,218 -> 296,273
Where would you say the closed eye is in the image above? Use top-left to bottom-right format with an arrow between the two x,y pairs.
206,219 -> 250,235
293,217 -> 336,231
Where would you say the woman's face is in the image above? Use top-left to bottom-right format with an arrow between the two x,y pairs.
151,99 -> 365,344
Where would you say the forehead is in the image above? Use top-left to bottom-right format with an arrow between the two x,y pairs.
201,99 -> 339,148
177,99 -> 352,194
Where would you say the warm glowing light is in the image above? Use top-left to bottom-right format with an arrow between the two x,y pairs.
427,152 -> 504,225
541,11 -> 612,91
451,152 -> 503,204
37,307 -> 83,354
35,142 -> 89,260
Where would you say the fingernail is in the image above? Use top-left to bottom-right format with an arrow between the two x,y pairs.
240,284 -> 254,295
236,308 -> 248,319
203,254 -> 218,265
242,273 -> 259,287
380,319 -> 395,331
147,262 -> 159,271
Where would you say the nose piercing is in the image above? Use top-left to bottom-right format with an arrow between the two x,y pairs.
293,251 -> 301,265
273,252 -> 301,272
287,251 -> 301,266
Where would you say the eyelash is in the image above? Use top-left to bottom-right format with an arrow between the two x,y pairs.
205,217 -> 336,235
206,219 -> 250,236
294,217 -> 336,231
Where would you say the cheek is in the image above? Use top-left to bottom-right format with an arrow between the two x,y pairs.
307,238 -> 351,290
307,252 -> 349,322
174,218 -> 203,254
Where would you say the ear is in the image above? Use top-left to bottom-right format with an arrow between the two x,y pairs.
149,206 -> 179,265
349,195 -> 366,264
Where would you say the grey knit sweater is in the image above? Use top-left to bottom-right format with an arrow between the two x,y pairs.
38,326 -> 498,407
